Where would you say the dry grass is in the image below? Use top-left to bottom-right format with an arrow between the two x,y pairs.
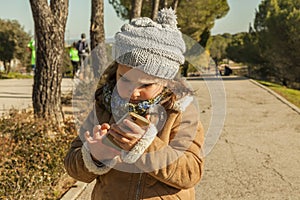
0,109 -> 77,199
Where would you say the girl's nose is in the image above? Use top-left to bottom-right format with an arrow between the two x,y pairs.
131,87 -> 141,98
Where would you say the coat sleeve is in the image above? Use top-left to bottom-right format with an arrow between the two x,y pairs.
64,103 -> 115,182
135,102 -> 205,189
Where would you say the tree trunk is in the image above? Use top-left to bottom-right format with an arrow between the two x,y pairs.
131,0 -> 143,20
3,60 -> 11,74
182,61 -> 188,77
7,60 -> 11,74
171,0 -> 179,12
151,0 -> 160,20
29,0 -> 69,124
162,0 -> 168,8
90,0 -> 107,79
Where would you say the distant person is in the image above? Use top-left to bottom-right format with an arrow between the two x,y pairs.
76,33 -> 90,76
69,42 -> 80,77
27,38 -> 36,74
224,65 -> 232,76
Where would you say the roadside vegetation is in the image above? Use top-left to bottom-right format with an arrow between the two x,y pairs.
257,80 -> 300,109
0,72 -> 32,79
0,94 -> 76,199
0,19 -> 31,74
208,0 -> 300,90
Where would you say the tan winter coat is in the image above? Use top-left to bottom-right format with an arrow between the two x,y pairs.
64,94 -> 205,200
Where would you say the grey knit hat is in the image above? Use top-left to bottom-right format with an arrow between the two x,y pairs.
114,8 -> 186,80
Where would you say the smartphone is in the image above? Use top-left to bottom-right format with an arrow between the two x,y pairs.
102,112 -> 150,150
127,112 -> 150,127
102,133 -> 122,151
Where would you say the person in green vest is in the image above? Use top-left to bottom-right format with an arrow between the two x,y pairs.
27,38 -> 36,74
69,42 -> 80,77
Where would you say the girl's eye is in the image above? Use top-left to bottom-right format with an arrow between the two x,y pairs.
141,83 -> 153,88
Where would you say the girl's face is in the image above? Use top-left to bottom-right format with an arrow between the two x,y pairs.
116,64 -> 164,103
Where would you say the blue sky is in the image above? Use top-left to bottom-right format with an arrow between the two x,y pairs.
212,0 -> 262,35
0,0 -> 261,39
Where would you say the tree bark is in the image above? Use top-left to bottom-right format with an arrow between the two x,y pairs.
29,0 -> 69,124
172,0 -> 179,12
151,0 -> 160,20
3,61 -> 11,74
90,0 -> 107,79
131,0 -> 143,20
162,0 -> 168,8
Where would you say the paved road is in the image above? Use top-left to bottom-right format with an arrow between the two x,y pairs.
0,79 -> 32,115
194,77 -> 300,199
0,78 -> 73,116
64,76 -> 300,200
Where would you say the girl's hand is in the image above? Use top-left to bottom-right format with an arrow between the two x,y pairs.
109,117 -> 149,151
84,123 -> 120,161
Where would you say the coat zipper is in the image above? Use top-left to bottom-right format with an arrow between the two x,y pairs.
135,173 -> 143,200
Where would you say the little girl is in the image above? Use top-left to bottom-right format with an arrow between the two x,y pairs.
64,8 -> 204,200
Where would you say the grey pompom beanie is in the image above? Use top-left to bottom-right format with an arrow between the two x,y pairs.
114,8 -> 186,80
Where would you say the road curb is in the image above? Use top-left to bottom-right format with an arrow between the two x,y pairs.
249,79 -> 300,115
60,181 -> 87,200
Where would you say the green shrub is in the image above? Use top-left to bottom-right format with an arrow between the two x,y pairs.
257,80 -> 300,109
0,109 -> 77,199
0,72 -> 33,79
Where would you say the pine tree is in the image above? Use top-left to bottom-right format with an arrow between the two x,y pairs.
29,0 -> 69,124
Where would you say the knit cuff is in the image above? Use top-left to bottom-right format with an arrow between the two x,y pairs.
121,124 -> 157,163
81,145 -> 118,175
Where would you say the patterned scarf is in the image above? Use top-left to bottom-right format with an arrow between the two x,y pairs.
102,83 -> 167,120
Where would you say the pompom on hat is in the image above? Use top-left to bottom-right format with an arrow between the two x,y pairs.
114,8 -> 186,80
